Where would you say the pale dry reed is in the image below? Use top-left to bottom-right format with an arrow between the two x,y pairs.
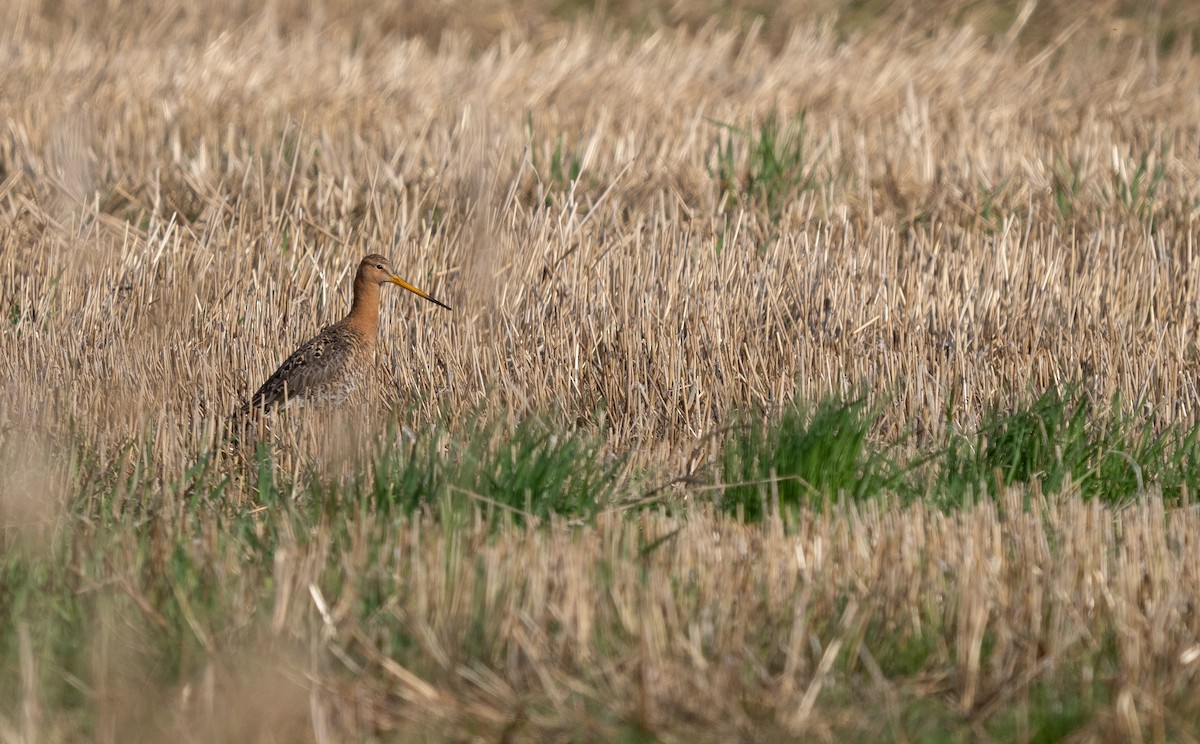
2,1 -> 1199,479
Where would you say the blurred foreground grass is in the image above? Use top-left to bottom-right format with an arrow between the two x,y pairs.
5,387 -> 1200,741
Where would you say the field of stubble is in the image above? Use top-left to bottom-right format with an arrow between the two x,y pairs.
4,1 -> 1200,741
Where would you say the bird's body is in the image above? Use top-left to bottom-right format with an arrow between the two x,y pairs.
236,253 -> 449,420
244,320 -> 372,413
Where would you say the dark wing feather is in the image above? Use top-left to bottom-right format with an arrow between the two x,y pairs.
244,324 -> 357,414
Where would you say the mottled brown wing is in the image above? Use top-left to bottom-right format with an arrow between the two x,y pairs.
244,325 -> 357,414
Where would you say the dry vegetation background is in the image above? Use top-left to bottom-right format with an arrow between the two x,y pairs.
3,0 -> 1200,741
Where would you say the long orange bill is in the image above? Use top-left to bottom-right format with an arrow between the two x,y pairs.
390,275 -> 451,311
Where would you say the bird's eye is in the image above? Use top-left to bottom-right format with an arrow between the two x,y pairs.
376,264 -> 384,270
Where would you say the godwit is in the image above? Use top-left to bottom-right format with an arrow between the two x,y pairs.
237,254 -> 450,419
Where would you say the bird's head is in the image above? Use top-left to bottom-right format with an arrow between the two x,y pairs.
359,253 -> 451,310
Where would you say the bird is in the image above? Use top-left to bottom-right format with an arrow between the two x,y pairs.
234,253 -> 450,422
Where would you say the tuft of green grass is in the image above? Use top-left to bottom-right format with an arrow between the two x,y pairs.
710,109 -> 822,227
1051,154 -> 1083,222
1112,145 -> 1168,221
321,414 -> 628,525
719,395 -> 899,520
976,178 -> 1009,234
548,134 -> 583,192
526,115 -> 587,206
933,386 -> 1200,507
716,385 -> 1200,517
454,417 -> 624,522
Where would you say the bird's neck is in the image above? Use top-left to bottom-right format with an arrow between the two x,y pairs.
344,275 -> 380,336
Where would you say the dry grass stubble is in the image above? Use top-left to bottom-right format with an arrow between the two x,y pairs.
4,14 -> 1200,469
3,1 -> 1200,739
